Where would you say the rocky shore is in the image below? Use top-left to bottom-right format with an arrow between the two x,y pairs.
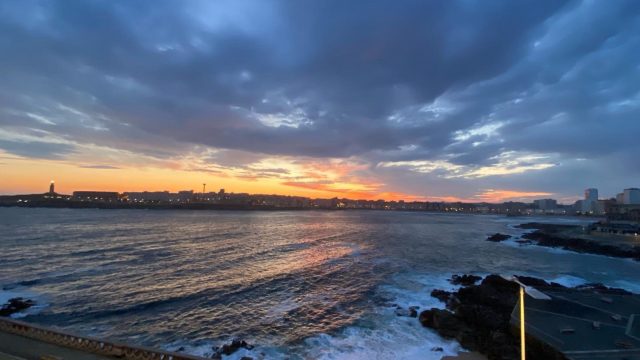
419,274 -> 630,360
516,222 -> 640,260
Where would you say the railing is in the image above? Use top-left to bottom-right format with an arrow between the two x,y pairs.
0,317 -> 206,360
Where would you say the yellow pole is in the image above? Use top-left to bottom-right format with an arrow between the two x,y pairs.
520,286 -> 526,360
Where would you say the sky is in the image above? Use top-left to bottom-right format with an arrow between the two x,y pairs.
1,0 -> 639,203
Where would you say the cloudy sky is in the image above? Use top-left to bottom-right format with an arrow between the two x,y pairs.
1,0 -> 639,202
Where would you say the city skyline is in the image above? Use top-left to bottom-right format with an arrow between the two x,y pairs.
5,179 -> 639,206
1,1 -> 639,202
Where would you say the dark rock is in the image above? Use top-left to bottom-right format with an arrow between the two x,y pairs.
450,274 -> 482,286
419,274 -> 624,360
419,308 -> 465,339
419,275 -> 533,359
211,339 -> 253,359
486,233 -> 511,242
522,229 -> 640,261
240,357 -> 253,360
0,297 -> 34,317
430,347 -> 443,352
515,222 -> 578,232
395,306 -> 420,318
430,289 -> 452,303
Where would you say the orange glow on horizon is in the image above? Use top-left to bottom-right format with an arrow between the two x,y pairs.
0,153 -> 554,203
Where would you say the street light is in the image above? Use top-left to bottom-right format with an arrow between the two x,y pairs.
501,275 -> 552,360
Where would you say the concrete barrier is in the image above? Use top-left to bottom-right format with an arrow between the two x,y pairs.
0,317 -> 206,360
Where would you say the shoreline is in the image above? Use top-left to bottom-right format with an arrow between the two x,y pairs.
489,222 -> 640,261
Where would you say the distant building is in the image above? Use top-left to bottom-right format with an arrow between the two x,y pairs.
582,188 -> 598,213
124,191 -> 171,202
533,199 -> 557,211
585,188 -> 598,201
616,193 -> 625,204
594,199 -> 615,216
49,181 -> 55,194
622,188 -> 640,205
72,191 -> 119,202
177,190 -> 194,202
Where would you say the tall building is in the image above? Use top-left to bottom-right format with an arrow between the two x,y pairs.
582,188 -> 598,213
49,181 -> 55,194
584,188 -> 598,202
623,188 -> 640,205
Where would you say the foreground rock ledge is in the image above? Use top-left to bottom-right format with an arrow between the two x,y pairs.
420,274 -> 631,360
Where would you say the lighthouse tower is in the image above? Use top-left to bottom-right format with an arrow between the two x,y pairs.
49,181 -> 55,194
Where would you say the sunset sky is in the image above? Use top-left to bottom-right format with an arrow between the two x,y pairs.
1,0 -> 639,203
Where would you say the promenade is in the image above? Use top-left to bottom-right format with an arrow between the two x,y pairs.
0,317 -> 205,360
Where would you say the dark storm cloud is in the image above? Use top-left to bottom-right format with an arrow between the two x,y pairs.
1,0 -> 639,197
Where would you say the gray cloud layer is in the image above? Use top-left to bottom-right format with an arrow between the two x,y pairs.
1,0 -> 638,198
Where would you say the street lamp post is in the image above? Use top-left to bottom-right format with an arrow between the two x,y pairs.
501,275 -> 552,360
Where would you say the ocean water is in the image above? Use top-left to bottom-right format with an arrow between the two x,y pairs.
0,208 -> 638,359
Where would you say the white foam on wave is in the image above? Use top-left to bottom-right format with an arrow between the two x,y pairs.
302,322 -> 461,360
613,280 -> 640,294
547,275 -> 587,288
166,273 -> 473,359
164,341 -> 278,360
298,272 -> 476,360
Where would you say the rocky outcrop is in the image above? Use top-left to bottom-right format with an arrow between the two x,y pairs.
0,298 -> 34,317
211,339 -> 253,359
423,274 -> 633,359
486,233 -> 511,242
422,275 -> 567,360
518,223 -> 640,261
450,274 -> 482,286
431,289 -> 452,303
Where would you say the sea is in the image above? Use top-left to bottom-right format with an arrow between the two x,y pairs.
1,208 -> 639,359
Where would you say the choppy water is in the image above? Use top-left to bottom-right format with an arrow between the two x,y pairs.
1,208 -> 639,359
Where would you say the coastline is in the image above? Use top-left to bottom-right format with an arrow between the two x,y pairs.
490,222 -> 640,261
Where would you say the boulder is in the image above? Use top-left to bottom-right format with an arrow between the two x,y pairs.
211,339 -> 253,359
450,274 -> 482,286
0,298 -> 34,317
486,233 -> 511,242
430,289 -> 452,303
